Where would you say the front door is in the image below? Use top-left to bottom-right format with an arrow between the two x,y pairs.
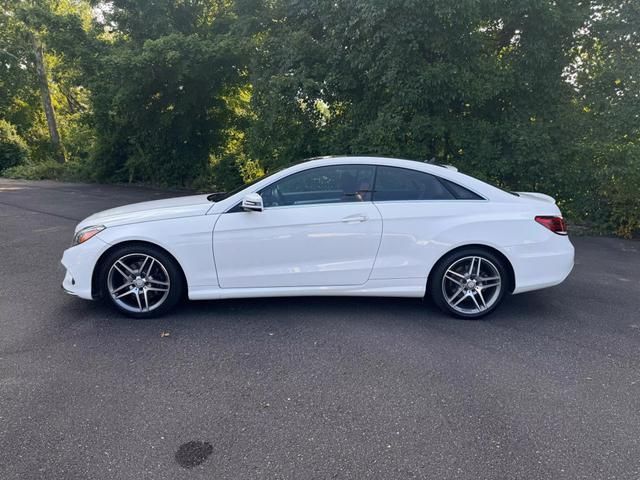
213,164 -> 382,288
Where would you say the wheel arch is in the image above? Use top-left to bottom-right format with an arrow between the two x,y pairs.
426,244 -> 516,294
91,240 -> 188,299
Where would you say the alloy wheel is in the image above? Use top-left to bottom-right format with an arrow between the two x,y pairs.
441,256 -> 502,315
107,253 -> 171,313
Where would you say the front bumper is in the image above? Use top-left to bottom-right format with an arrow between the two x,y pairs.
62,269 -> 78,295
60,237 -> 111,300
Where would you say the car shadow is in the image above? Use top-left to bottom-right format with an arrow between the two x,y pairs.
64,288 -> 557,324
47,288 -> 563,351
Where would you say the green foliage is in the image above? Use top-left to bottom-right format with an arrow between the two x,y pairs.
246,0 -> 639,237
249,1 -> 582,165
90,33 -> 241,186
0,0 -> 638,236
0,120 -> 29,172
3,158 -> 93,181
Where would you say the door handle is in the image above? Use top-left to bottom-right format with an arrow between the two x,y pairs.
341,214 -> 368,223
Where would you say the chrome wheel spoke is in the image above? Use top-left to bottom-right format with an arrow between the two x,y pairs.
146,286 -> 169,292
116,260 -> 135,276
469,291 -> 482,311
115,288 -> 135,299
475,288 -> 487,309
145,258 -> 155,277
138,255 -> 150,274
448,287 -> 464,302
480,275 -> 500,282
445,273 -> 463,285
147,278 -> 169,287
451,290 -> 468,307
111,281 -> 132,294
480,279 -> 501,288
468,257 -> 476,275
113,263 -> 130,279
135,291 -> 143,311
143,288 -> 150,312
447,270 -> 465,280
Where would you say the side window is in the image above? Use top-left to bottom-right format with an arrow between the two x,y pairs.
260,165 -> 375,208
439,178 -> 484,200
373,166 -> 455,201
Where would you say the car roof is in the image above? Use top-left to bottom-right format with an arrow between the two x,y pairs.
295,156 -> 503,197
211,155 -> 517,211
301,155 -> 455,174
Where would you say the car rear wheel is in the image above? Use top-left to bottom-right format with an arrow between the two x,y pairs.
430,249 -> 508,320
99,245 -> 184,318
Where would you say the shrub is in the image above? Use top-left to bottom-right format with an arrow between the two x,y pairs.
0,120 -> 29,173
599,145 -> 640,238
2,159 -> 91,182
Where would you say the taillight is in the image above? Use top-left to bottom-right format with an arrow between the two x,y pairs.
535,216 -> 568,235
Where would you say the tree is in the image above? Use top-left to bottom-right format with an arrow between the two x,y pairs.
0,0 -> 638,236
569,0 -> 640,236
31,30 -> 64,162
0,119 -> 29,171
87,0 -> 248,185
248,1 -> 590,175
0,1 -> 70,162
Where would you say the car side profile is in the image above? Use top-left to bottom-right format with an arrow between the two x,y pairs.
61,156 -> 574,319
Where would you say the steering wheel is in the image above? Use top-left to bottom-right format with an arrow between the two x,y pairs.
273,185 -> 286,205
264,185 -> 284,207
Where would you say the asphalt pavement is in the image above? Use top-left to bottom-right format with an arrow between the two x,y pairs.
0,178 -> 639,480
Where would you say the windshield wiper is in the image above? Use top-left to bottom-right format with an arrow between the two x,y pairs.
207,192 -> 227,202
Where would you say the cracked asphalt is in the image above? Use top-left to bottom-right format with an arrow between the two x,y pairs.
0,178 -> 639,480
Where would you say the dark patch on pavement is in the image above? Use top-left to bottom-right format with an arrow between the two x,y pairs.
175,441 -> 213,468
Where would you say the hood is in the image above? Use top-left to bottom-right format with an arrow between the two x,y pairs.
76,194 -> 212,231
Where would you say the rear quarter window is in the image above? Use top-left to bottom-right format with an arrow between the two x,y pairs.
373,166 -> 455,201
438,178 -> 484,200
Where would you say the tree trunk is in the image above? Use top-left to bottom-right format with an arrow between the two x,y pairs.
32,34 -> 65,163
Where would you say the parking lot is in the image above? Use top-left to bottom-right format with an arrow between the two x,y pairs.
1,178 -> 639,480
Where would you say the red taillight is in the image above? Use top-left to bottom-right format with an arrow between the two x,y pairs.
535,216 -> 568,235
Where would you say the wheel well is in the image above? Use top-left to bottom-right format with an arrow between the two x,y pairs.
91,240 -> 188,299
427,244 -> 516,294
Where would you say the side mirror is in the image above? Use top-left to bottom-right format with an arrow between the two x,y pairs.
242,193 -> 263,212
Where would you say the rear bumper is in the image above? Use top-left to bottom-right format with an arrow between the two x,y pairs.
60,237 -> 111,300
508,235 -> 574,294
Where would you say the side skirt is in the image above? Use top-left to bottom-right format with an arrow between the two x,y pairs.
188,278 -> 426,301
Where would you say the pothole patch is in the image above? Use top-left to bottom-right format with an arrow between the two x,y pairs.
175,441 -> 213,468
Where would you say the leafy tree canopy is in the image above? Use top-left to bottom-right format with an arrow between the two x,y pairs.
0,0 -> 638,236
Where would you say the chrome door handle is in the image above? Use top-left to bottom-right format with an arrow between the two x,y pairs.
341,214 -> 368,223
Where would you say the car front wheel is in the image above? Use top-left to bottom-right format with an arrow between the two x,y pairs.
99,244 -> 184,318
430,249 -> 508,320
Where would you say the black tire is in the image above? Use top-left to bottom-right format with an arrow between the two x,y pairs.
98,244 -> 184,318
429,248 -> 508,320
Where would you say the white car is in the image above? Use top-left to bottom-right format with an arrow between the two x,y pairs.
61,156 -> 574,320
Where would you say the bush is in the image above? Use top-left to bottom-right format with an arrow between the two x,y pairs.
2,159 -> 91,182
598,145 -> 640,239
0,120 -> 29,172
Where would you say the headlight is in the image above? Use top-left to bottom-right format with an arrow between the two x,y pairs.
72,225 -> 105,246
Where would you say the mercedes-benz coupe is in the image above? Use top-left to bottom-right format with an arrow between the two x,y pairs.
61,156 -> 574,319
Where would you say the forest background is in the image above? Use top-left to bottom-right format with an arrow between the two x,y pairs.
1,0 -> 638,237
